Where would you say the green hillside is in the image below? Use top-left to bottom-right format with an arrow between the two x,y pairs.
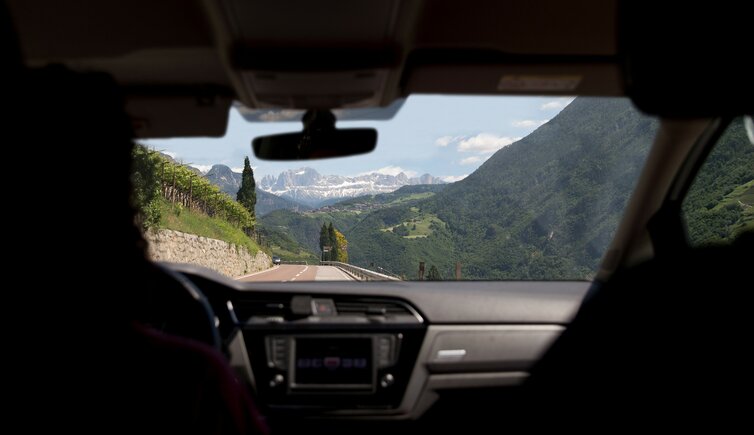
260,224 -> 319,263
260,209 -> 362,254
132,145 -> 263,257
332,184 -> 447,210
157,198 -> 260,255
347,98 -> 659,279
259,185 -> 448,269
683,118 -> 754,245
346,203 -> 454,279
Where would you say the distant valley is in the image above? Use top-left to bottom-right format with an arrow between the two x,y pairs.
200,164 -> 446,214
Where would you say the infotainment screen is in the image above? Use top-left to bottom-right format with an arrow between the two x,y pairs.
293,337 -> 373,388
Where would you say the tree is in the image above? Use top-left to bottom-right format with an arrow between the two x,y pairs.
427,265 -> 442,281
334,229 -> 349,263
328,222 -> 339,261
236,156 -> 256,223
319,223 -> 330,259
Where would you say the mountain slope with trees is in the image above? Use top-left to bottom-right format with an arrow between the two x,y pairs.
682,118 -> 754,244
204,163 -> 311,216
339,98 -> 660,279
131,147 -> 261,255
258,184 -> 447,258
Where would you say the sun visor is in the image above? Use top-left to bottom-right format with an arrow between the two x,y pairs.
402,49 -> 623,97
621,1 -> 754,118
126,94 -> 232,138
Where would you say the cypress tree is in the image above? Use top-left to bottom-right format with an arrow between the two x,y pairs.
328,222 -> 338,261
236,156 -> 256,221
319,223 -> 329,259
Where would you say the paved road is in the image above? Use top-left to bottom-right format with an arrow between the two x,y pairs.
237,265 -> 354,282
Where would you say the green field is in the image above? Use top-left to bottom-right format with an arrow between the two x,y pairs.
157,198 -> 263,255
381,211 -> 445,239
714,179 -> 754,209
383,192 -> 436,206
723,180 -> 754,235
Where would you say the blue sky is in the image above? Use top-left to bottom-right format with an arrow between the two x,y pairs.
145,95 -> 573,182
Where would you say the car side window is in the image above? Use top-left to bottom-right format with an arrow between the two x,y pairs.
682,117 -> 754,246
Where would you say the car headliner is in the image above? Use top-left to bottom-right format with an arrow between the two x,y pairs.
9,0 -> 621,138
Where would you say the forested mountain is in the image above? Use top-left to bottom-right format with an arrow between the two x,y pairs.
256,190 -> 311,216
346,98 -> 659,279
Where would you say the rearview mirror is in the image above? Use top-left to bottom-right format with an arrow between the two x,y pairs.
252,109 -> 377,160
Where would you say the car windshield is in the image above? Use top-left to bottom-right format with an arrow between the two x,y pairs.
138,95 -> 658,282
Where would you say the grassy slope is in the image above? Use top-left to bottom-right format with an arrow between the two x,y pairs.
380,209 -> 445,239
683,118 -> 754,245
710,179 -> 754,238
157,199 -> 262,255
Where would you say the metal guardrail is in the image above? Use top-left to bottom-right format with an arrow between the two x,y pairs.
280,260 -> 308,265
320,261 -> 401,281
373,266 -> 402,280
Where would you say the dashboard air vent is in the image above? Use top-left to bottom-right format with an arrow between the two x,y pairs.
334,299 -> 412,316
233,296 -> 289,321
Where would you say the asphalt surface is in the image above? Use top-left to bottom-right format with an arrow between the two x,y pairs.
237,265 -> 355,282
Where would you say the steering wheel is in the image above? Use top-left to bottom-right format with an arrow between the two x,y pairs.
142,264 -> 222,352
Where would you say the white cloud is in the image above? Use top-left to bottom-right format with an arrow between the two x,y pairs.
191,164 -> 212,174
163,151 -> 178,159
441,174 -> 468,182
231,167 -> 244,173
359,166 -> 418,178
435,136 -> 455,147
540,97 -> 575,111
512,119 -> 548,128
457,133 -> 520,154
258,110 -> 302,122
460,156 -> 482,165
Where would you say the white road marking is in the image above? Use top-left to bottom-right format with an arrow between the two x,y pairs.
235,265 -> 279,280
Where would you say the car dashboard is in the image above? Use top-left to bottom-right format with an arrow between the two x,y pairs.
167,263 -> 589,421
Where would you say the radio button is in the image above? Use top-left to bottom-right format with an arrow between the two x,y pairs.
269,374 -> 285,388
380,373 -> 395,388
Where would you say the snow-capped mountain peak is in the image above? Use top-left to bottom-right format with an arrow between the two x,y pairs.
259,167 -> 445,207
